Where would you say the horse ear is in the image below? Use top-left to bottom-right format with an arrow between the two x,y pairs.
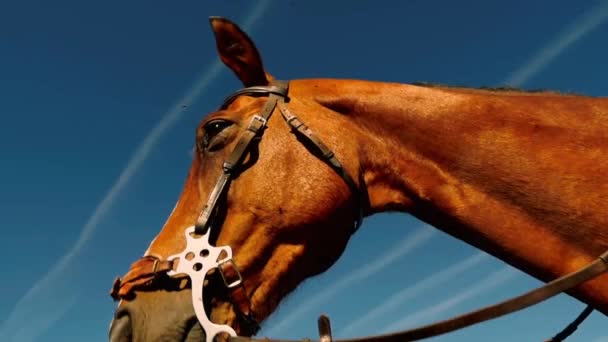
209,16 -> 271,87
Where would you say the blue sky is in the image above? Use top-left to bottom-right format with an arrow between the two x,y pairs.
1,1 -> 607,341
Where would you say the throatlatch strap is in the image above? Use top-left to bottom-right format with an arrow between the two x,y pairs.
277,100 -> 364,233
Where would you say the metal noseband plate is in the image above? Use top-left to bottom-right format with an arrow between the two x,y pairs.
167,226 -> 237,342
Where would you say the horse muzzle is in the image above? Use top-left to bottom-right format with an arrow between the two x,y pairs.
109,289 -> 204,342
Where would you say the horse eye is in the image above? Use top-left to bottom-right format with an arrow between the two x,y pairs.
200,120 -> 233,151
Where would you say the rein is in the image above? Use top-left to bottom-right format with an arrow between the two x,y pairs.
111,80 -> 608,342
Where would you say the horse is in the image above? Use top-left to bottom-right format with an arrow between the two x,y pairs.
108,16 -> 608,342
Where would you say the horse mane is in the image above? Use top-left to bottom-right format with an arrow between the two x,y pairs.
410,81 -> 580,96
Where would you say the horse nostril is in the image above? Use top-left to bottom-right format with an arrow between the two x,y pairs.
109,309 -> 133,342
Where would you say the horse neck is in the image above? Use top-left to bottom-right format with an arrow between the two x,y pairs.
303,78 -> 608,287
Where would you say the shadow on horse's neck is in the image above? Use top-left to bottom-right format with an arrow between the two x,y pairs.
303,78 -> 608,314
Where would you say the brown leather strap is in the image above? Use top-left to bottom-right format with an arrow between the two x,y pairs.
219,259 -> 261,334
110,256 -> 174,301
277,100 -> 365,232
195,85 -> 286,235
220,84 -> 289,110
545,305 -> 594,342
230,250 -> 608,342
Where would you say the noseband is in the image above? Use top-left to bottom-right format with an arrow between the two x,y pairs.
111,80 -> 608,342
111,80 -> 366,342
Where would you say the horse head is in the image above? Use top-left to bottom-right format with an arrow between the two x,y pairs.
109,17 -> 368,342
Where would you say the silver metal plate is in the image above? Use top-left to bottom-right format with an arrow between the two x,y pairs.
167,226 -> 237,342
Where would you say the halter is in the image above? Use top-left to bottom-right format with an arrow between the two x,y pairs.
110,80 -> 608,342
111,80 -> 367,342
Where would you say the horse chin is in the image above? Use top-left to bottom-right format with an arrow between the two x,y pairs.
110,287 -> 242,342
159,301 -> 237,342
182,320 -> 206,342
208,300 -> 244,334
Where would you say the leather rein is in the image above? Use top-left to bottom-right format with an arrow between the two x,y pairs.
111,80 -> 608,342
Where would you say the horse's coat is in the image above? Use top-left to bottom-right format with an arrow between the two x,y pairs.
110,17 -> 608,342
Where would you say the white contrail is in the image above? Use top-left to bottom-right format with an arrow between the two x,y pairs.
335,2 -> 608,336
0,1 -> 272,341
337,251 -> 489,337
8,294 -> 79,342
379,266 -> 519,334
504,0 -> 608,87
261,225 -> 437,337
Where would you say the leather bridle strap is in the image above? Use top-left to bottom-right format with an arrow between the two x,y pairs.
110,256 -> 174,301
545,305 -> 594,342
220,85 -> 289,110
194,82 -> 289,235
231,250 -> 608,342
276,99 -> 365,232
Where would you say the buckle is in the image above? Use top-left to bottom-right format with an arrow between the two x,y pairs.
218,259 -> 244,289
285,114 -> 297,124
247,115 -> 267,133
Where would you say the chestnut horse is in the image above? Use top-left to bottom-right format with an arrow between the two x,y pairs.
109,17 -> 608,342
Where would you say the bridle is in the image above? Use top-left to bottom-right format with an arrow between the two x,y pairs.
111,80 -> 365,341
110,80 -> 608,342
